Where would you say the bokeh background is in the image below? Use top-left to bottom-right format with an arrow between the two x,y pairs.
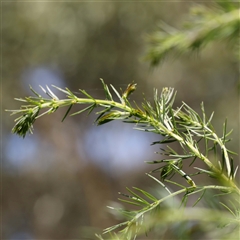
2,1 -> 239,239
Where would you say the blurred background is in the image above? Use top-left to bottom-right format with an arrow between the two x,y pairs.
2,1 -> 239,239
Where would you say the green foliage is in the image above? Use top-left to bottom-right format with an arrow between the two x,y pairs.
7,79 -> 240,239
6,1 -> 240,239
145,1 -> 240,65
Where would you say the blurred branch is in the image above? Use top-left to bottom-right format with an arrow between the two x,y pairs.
145,2 -> 240,65
98,203 -> 239,240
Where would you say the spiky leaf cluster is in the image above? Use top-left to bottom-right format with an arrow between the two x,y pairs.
7,79 -> 240,239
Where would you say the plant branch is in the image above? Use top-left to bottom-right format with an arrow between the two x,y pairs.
145,4 -> 240,65
6,80 -> 239,194
7,79 -> 240,239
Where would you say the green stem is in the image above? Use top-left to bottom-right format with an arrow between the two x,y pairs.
9,93 -> 240,195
